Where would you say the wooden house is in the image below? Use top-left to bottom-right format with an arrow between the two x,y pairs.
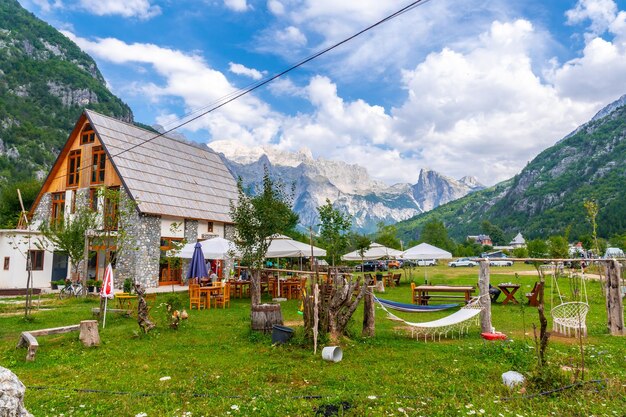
29,110 -> 238,288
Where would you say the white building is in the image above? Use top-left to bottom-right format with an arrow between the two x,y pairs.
0,230 -> 61,289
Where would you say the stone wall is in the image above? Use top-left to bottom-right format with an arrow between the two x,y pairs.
224,224 -> 236,278
112,190 -> 161,288
181,220 -> 198,283
31,193 -> 51,226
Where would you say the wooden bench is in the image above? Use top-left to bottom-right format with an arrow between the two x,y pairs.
16,321 -> 99,361
525,281 -> 543,307
413,285 -> 475,305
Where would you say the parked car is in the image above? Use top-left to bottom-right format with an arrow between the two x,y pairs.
355,260 -> 388,272
448,258 -> 478,267
416,259 -> 437,267
386,260 -> 401,269
489,259 -> 514,267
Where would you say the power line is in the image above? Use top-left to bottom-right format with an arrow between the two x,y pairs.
44,0 -> 432,186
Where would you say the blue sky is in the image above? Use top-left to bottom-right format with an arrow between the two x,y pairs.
20,0 -> 626,186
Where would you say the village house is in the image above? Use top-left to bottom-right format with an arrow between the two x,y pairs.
18,110 -> 238,289
466,234 -> 492,246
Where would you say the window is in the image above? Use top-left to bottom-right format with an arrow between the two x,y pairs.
91,146 -> 106,184
51,192 -> 65,224
66,149 -> 81,187
80,124 -> 95,145
27,250 -> 44,271
207,222 -> 214,233
103,187 -> 119,230
89,188 -> 99,211
3,257 -> 9,270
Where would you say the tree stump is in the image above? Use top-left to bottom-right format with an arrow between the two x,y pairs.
251,303 -> 283,332
79,320 -> 100,347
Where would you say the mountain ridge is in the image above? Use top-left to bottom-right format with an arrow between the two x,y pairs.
210,139 -> 484,233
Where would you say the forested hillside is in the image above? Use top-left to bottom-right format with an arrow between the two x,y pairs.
0,0 -> 133,225
396,96 -> 626,244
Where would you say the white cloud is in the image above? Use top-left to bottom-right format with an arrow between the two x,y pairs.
30,0 -> 64,12
275,26 -> 307,47
390,20 -> 597,183
267,0 -> 285,16
224,0 -> 248,12
566,0 -> 617,34
78,0 -> 161,19
62,31 -> 277,144
228,62 -> 264,80
267,77 -> 306,98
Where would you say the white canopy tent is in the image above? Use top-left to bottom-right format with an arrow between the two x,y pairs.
176,237 -> 240,260
401,242 -> 451,283
265,234 -> 326,258
402,243 -> 452,260
341,242 -> 403,261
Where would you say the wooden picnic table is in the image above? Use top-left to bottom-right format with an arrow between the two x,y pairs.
414,285 -> 475,305
114,293 -> 137,309
497,283 -> 521,305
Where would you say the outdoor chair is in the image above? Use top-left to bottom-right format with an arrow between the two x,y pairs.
525,281 -> 543,307
189,284 -> 205,310
213,282 -> 230,309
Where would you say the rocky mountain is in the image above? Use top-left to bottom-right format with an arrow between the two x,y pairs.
395,94 -> 626,242
209,140 -> 484,233
0,0 -> 132,185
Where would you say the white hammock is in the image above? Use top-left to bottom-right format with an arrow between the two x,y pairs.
377,295 -> 486,342
549,265 -> 589,337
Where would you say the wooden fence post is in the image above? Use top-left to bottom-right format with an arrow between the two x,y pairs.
605,260 -> 625,336
362,290 -> 375,337
478,260 -> 492,333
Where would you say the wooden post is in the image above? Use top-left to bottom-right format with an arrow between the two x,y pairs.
362,290 -> 375,337
605,260 -> 625,336
79,320 -> 100,347
478,260 -> 492,333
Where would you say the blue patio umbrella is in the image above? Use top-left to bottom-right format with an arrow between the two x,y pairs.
186,242 -> 209,282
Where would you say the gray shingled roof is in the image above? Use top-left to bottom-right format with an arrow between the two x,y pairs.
85,110 -> 238,223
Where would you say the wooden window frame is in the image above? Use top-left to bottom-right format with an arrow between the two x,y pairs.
27,250 -> 44,271
80,124 -> 95,145
51,192 -> 65,224
103,187 -> 119,231
3,256 -> 9,270
89,188 -> 99,211
207,221 -> 214,233
66,149 -> 81,187
91,146 -> 106,184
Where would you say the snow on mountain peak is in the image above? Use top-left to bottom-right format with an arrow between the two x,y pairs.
209,140 -> 313,167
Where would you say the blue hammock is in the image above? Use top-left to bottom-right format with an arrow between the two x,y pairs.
374,296 -> 459,313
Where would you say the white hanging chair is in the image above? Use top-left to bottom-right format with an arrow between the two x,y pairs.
550,265 -> 589,337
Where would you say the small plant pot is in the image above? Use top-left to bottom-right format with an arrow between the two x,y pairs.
88,286 -> 95,293
50,283 -> 58,290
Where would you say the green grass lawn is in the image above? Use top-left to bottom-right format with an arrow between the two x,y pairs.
1,264 -> 624,416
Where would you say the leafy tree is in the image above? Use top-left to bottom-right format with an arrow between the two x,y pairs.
317,199 -> 351,266
481,220 -> 506,246
420,218 -> 455,253
37,207 -> 98,283
0,179 -> 41,228
547,235 -> 569,259
230,170 -> 298,305
512,247 -> 528,258
375,221 -> 401,250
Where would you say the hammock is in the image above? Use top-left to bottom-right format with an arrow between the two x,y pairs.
376,295 -> 486,342
548,265 -> 589,337
374,297 -> 459,313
